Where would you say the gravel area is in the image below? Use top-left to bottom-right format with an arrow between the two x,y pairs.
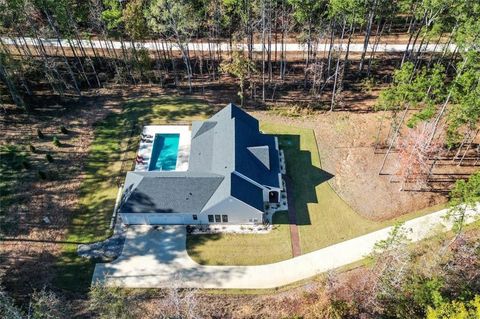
77,217 -> 126,261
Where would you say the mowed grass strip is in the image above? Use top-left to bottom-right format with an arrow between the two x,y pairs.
261,122 -> 446,254
55,97 -> 212,291
187,212 -> 292,265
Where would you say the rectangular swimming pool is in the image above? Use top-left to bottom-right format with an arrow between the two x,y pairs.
148,133 -> 180,171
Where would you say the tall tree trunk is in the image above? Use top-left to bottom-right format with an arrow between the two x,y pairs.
331,19 -> 346,111
44,10 -> 82,95
359,0 -> 377,72
379,104 -> 410,174
0,59 -> 26,110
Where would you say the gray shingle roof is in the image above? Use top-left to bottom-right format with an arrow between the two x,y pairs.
233,106 -> 281,188
121,103 -> 281,215
120,171 -> 224,214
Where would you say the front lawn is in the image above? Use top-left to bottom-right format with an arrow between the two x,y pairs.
55,97 -> 213,291
261,123 -> 446,253
187,122 -> 445,265
187,212 -> 292,265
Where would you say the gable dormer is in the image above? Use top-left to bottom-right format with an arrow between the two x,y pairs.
247,145 -> 270,170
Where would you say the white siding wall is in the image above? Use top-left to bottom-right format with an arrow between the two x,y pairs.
201,196 -> 264,224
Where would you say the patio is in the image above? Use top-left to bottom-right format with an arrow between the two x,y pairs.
134,125 -> 191,172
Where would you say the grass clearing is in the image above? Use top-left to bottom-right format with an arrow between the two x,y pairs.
54,97 -> 212,292
53,101 -> 449,291
261,122 -> 446,253
186,212 -> 292,265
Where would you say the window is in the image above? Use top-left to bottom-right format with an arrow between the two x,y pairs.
215,215 -> 221,222
193,214 -> 198,221
208,215 -> 214,223
222,215 -> 228,223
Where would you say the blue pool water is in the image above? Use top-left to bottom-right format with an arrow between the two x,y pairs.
148,133 -> 180,171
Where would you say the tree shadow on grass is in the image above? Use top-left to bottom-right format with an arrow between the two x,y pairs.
185,232 -> 222,265
186,211 -> 291,266
55,96 -> 214,292
275,134 -> 334,226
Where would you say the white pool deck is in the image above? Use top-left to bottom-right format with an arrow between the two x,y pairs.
134,125 -> 191,172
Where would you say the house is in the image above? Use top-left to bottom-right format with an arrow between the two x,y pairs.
119,103 -> 283,225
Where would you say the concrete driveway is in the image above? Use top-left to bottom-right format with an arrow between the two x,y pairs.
92,205 -> 479,289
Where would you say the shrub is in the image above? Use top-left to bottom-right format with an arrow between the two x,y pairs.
52,136 -> 61,147
60,126 -> 69,134
38,170 -> 47,180
46,154 -> 54,163
29,144 -> 36,153
37,129 -> 45,139
21,160 -> 31,169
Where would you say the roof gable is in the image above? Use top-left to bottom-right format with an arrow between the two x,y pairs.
230,173 -> 264,211
247,146 -> 270,170
193,121 -> 217,138
234,117 -> 280,188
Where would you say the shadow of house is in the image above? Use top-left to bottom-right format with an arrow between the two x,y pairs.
274,134 -> 334,226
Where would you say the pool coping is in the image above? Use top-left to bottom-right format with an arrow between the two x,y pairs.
135,125 -> 191,172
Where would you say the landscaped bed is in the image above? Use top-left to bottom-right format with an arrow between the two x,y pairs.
187,212 -> 292,265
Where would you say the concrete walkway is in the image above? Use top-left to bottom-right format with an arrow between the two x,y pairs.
92,205 -> 479,289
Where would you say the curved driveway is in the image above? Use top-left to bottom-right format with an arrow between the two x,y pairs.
92,205 -> 479,289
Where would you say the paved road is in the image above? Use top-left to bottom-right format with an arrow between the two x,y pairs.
2,37 -> 457,53
92,204 -> 478,289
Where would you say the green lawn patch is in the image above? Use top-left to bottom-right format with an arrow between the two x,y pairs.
261,122 -> 446,253
187,212 -> 292,265
55,97 -> 212,292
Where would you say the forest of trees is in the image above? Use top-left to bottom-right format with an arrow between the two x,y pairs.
0,1 -> 479,318
1,0 -> 478,191
0,0 -> 478,103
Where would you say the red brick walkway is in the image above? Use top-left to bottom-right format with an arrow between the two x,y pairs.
285,176 -> 301,257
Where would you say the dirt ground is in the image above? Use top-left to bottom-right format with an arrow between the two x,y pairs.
253,110 -> 448,220
0,86 -> 131,297
0,79 -> 471,302
0,83 -> 237,298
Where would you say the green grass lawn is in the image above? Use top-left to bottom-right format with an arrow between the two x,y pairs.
55,99 -> 446,291
55,96 -> 213,292
261,122 -> 446,253
187,212 -> 292,265
186,122 -> 445,266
